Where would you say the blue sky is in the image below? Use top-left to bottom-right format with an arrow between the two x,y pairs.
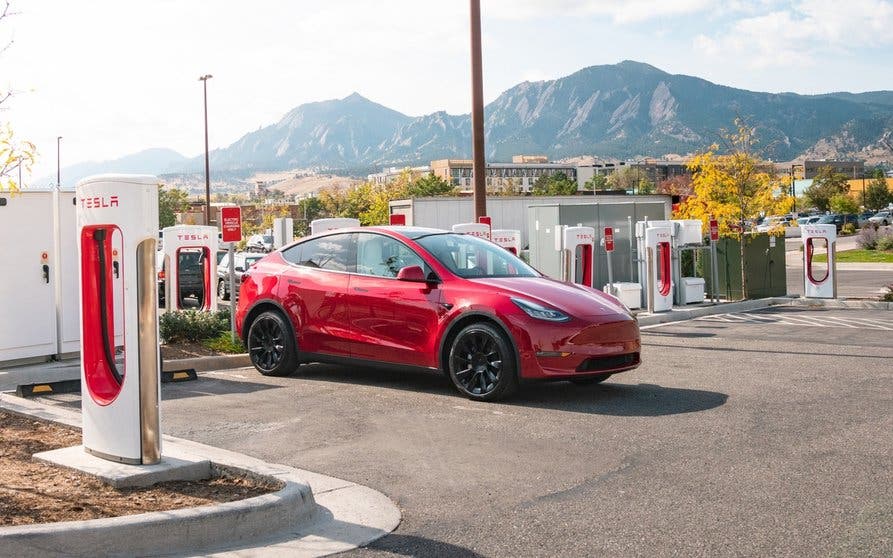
4,0 -> 892,181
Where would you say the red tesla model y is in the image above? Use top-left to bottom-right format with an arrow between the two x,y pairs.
236,227 -> 640,401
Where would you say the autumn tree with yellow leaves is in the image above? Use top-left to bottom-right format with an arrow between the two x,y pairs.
675,118 -> 793,236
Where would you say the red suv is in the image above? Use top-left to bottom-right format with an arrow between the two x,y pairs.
236,227 -> 641,401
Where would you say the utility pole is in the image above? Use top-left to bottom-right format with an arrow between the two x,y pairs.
56,136 -> 62,189
199,74 -> 213,226
469,0 -> 486,219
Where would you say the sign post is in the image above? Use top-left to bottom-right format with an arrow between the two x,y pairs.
221,207 -> 242,342
709,217 -> 719,303
603,227 -> 615,294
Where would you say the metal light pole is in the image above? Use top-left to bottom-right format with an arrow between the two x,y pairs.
469,0 -> 486,219
56,136 -> 62,189
199,74 -> 213,226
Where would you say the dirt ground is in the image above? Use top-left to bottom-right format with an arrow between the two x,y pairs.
0,410 -> 280,526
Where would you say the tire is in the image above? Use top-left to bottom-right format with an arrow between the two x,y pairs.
447,322 -> 518,401
570,373 -> 613,386
247,310 -> 298,377
218,279 -> 229,301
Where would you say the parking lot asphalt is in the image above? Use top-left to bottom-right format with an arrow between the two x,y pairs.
125,306 -> 889,557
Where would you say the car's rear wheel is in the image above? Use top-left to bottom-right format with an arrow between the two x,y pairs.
218,279 -> 229,301
447,323 -> 518,401
570,373 -> 613,386
247,310 -> 298,377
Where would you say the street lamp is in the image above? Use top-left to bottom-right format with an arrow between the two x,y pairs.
56,136 -> 62,189
199,74 -> 213,225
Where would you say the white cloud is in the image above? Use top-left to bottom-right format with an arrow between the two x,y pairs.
486,0 -> 712,24
694,0 -> 893,68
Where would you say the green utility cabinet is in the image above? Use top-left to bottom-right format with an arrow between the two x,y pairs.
703,234 -> 787,300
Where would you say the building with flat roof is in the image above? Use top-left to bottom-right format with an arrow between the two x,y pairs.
367,165 -> 431,185
802,160 -> 864,179
430,158 -> 578,194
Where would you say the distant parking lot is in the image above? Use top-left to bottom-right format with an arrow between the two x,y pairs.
140,306 -> 893,556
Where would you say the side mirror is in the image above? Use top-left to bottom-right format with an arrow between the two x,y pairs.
396,265 -> 427,282
235,266 -> 245,272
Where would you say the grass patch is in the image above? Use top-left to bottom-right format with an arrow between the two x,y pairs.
811,249 -> 893,263
201,331 -> 245,354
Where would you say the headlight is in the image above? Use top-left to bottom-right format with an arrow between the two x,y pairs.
511,298 -> 570,322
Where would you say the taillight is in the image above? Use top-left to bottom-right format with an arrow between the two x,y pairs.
158,269 -> 165,280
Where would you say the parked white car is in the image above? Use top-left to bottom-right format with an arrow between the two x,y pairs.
868,211 -> 891,226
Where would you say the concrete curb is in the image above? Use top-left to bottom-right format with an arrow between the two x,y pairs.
163,353 -> 250,373
637,296 -> 891,327
0,394 -> 401,557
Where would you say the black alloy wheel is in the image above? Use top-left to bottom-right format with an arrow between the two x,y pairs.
247,310 -> 298,377
448,322 -> 518,401
218,279 -> 229,301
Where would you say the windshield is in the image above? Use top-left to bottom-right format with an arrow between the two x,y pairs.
416,233 -> 539,279
262,235 -> 273,244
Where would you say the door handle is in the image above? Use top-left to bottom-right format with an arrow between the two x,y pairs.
42,264 -> 50,284
353,287 -> 368,293
287,279 -> 301,285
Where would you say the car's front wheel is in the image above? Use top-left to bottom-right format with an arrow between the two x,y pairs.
218,279 -> 229,301
247,310 -> 298,377
447,322 -> 518,401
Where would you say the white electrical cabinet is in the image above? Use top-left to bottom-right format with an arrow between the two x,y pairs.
54,189 -> 81,355
0,191 -> 60,362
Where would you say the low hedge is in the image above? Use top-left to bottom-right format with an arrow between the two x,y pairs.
160,308 -> 231,343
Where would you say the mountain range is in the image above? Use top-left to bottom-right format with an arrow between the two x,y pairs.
47,61 -> 893,186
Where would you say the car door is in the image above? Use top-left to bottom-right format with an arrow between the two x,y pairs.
278,233 -> 355,356
347,233 -> 444,368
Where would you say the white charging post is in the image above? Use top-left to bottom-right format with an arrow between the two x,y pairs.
272,217 -> 294,249
491,229 -> 521,255
636,221 -> 674,312
452,222 -> 492,240
310,218 -> 360,235
556,225 -> 595,286
76,174 -> 161,465
161,225 -> 218,312
802,223 -> 837,298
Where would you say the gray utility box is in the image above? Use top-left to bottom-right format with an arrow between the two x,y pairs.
528,201 -> 669,287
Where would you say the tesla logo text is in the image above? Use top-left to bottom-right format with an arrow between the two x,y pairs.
575,234 -> 593,241
177,234 -> 210,241
81,195 -> 119,208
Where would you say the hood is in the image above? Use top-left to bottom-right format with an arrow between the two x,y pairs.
471,276 -> 631,318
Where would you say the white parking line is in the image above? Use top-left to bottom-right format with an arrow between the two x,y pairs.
694,312 -> 890,331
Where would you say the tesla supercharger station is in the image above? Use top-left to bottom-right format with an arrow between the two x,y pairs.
76,174 -> 161,464
556,226 -> 595,287
452,222 -> 491,240
310,217 -> 360,235
637,222 -> 674,312
491,229 -> 521,255
161,225 -> 218,312
272,217 -> 294,249
802,224 -> 837,299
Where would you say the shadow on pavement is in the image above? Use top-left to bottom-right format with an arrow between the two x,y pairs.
363,533 -> 485,557
510,382 -> 728,416
161,376 -> 282,401
295,364 -> 727,416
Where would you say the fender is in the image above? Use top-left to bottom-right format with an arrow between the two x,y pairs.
240,297 -> 297,344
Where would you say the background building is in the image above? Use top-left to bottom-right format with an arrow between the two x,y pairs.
431,158 -> 578,194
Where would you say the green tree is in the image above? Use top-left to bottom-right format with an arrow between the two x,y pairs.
531,172 -> 578,195
863,175 -> 892,211
158,186 -> 190,228
406,172 -> 455,197
583,173 -> 608,191
804,166 -> 850,212
829,193 -> 859,214
606,166 -> 655,194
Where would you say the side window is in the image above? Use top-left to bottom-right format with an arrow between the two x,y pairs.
286,234 -> 354,272
356,233 -> 428,278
